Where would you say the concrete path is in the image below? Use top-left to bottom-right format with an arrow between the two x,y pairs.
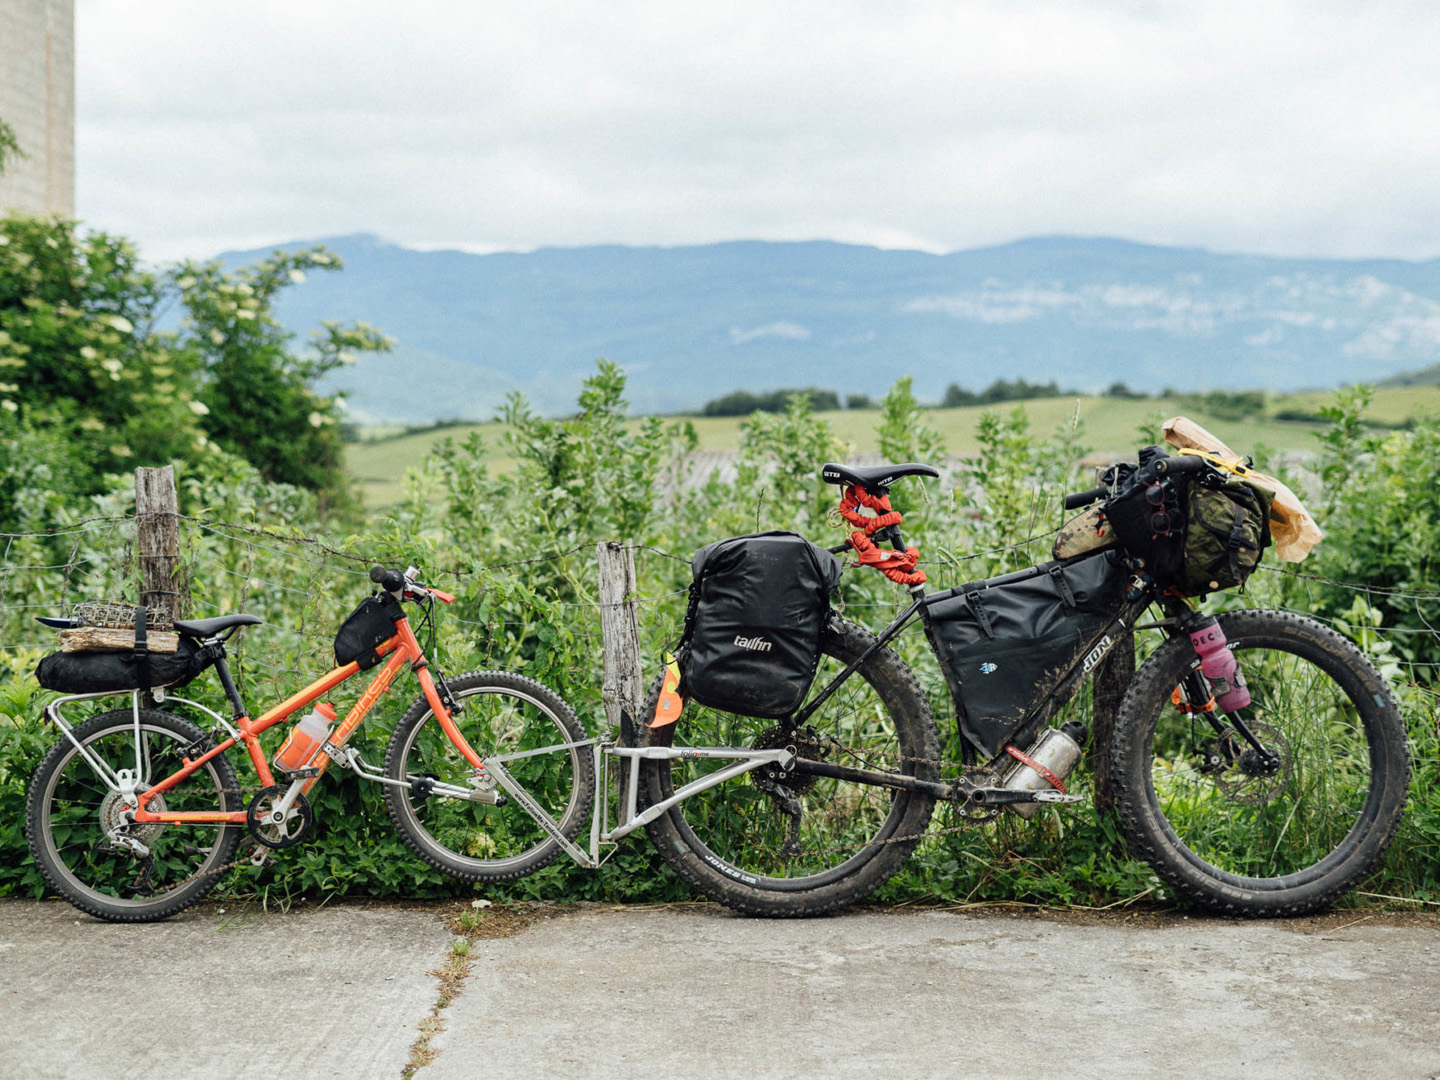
427,905 -> 1440,1080
2,900 -> 1438,1080
0,901 -> 451,1080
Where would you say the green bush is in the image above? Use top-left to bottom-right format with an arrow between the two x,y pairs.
3,364 -> 1438,911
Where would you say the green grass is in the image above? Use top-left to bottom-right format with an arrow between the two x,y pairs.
345,387 -> 1440,511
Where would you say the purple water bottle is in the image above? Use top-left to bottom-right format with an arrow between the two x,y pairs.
1188,616 -> 1251,712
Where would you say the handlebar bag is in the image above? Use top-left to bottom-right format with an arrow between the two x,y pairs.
36,636 -> 215,694
923,550 -> 1129,759
333,593 -> 404,671
680,531 -> 844,719
1102,449 -> 1273,596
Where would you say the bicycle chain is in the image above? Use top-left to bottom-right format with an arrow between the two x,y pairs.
755,736 -> 1008,858
114,782 -> 284,898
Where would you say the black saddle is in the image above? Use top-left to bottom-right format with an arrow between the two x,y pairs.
173,613 -> 264,638
820,461 -> 940,494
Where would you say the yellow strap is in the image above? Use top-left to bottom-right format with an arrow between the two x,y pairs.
1176,447 -> 1253,478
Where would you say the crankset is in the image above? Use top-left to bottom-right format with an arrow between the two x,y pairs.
246,786 -> 315,849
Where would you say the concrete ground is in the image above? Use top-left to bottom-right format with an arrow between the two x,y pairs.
2,900 -> 1437,1080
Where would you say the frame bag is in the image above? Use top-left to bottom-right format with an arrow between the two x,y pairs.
333,593 -> 404,670
681,531 -> 843,719
923,550 -> 1129,758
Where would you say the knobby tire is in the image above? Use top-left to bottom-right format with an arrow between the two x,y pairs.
1112,609 -> 1409,916
638,615 -> 941,917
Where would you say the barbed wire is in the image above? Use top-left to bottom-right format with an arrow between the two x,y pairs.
0,514 -> 130,540
4,514 -> 1439,684
1258,563 -> 1440,602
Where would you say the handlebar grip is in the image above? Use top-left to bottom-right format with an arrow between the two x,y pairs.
1063,486 -> 1108,511
1155,454 -> 1209,477
370,565 -> 404,592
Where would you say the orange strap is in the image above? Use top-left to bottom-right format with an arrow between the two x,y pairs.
1005,743 -> 1068,795
836,485 -> 927,586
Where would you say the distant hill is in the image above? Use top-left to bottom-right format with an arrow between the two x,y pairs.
1380,362 -> 1440,387
219,235 -> 1440,423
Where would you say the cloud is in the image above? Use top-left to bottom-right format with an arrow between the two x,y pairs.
72,0 -> 1440,261
730,322 -> 812,344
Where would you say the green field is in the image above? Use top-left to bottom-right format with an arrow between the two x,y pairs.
345,386 -> 1440,511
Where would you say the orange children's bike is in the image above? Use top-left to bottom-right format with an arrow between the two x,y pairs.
25,566 -> 596,922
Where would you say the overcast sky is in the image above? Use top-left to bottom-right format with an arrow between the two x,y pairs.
75,0 -> 1440,264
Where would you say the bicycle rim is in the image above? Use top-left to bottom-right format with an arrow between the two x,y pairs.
29,713 -> 240,916
654,639 -> 929,889
1144,629 -> 1391,887
387,678 -> 589,877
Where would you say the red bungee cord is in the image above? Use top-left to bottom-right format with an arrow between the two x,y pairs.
835,485 -> 927,586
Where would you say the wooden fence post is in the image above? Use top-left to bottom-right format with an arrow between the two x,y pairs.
595,540 -> 644,735
1090,632 -> 1135,816
135,466 -> 188,623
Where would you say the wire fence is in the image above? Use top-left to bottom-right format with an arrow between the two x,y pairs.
3,512 -> 1437,719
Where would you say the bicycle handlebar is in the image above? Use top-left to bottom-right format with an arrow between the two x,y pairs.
1060,452 -> 1213,513
370,565 -> 404,591
369,565 -> 455,604
1063,486 -> 1108,511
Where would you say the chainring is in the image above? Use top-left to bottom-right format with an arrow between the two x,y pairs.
246,786 -> 314,849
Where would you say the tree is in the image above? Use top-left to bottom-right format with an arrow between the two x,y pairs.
0,216 -> 390,526
170,247 -> 391,507
0,216 -> 204,482
701,387 -> 840,416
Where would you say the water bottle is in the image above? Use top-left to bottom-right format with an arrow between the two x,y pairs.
1001,723 -> 1085,818
275,701 -> 337,772
1188,616 -> 1251,712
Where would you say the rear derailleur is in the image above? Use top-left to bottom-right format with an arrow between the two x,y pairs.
751,725 -> 833,857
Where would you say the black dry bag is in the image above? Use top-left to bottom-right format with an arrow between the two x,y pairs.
681,531 -> 843,720
35,637 -> 216,694
923,550 -> 1129,758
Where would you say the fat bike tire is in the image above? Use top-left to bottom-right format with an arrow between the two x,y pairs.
1111,609 -> 1409,917
639,615 -> 940,917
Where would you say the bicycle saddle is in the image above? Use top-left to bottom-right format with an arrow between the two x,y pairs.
172,613 -> 264,638
820,461 -> 940,494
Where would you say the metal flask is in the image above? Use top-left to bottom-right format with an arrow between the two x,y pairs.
1001,725 -> 1084,819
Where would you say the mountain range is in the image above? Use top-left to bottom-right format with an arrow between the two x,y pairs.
219,235 -> 1440,423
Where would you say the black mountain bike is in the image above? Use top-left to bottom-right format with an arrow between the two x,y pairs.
633,459 -> 1410,918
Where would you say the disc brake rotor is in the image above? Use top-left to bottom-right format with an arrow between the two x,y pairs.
1212,722 -> 1291,806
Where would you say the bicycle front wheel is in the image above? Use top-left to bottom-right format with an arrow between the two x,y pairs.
383,671 -> 595,882
1112,609 -> 1410,916
639,615 -> 940,917
25,708 -> 244,922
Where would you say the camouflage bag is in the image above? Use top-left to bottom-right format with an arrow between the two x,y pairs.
1172,481 -> 1273,596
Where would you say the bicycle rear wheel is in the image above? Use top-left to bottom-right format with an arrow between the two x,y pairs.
383,671 -> 595,882
639,616 -> 940,916
25,708 -> 244,922
1112,609 -> 1410,916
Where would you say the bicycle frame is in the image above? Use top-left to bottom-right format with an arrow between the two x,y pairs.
44,611 -> 483,827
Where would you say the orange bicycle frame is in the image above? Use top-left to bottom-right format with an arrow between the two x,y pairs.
130,613 -> 479,826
